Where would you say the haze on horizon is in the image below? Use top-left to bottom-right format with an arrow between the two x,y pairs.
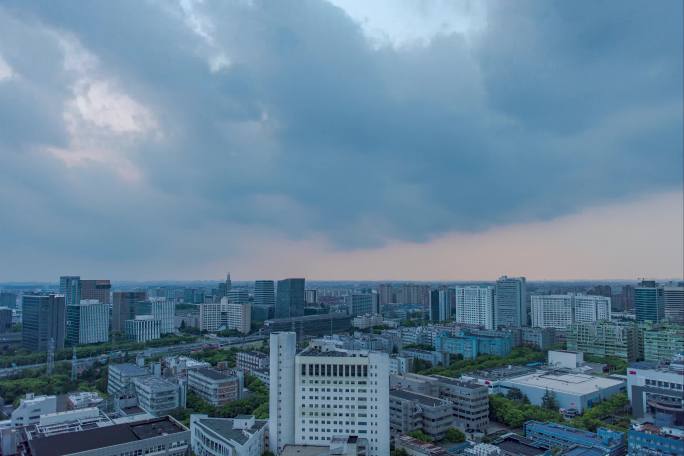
0,0 -> 682,282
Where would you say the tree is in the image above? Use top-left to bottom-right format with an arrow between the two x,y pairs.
542,389 -> 558,411
408,430 -> 432,442
444,428 -> 466,443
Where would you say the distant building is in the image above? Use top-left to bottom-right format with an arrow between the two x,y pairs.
190,414 -> 267,456
389,389 -> 454,441
254,280 -> 275,308
276,278 -> 305,319
635,281 -> 665,323
429,288 -> 455,323
305,289 -> 318,305
664,286 -> 684,324
59,276 -> 81,306
79,279 -> 111,305
225,300 -> 252,334
150,297 -> 176,334
520,327 -> 556,350
66,300 -> 109,346
21,294 -> 65,351
455,286 -> 495,330
531,294 -> 611,329
0,291 -> 17,308
188,367 -> 242,406
389,355 -> 410,375
112,291 -> 147,333
495,276 -> 527,328
524,421 -> 625,456
435,329 -> 513,359
264,313 -> 353,338
0,307 -> 12,332
567,321 -> 640,362
125,315 -> 161,342
133,375 -> 180,416
348,293 -> 377,317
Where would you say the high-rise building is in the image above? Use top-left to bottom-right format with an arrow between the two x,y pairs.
663,286 -> 684,324
348,293 -> 377,316
495,276 -> 527,328
66,300 -> 110,346
59,276 -> 81,306
79,279 -> 112,305
125,315 -> 161,342
227,288 -> 249,304
226,301 -> 251,334
0,307 -> 13,332
429,288 -> 454,322
269,333 -> 390,456
150,297 -> 176,334
305,289 -> 318,305
635,281 -> 665,323
454,286 -> 495,330
21,294 -> 65,351
254,280 -> 276,308
531,294 -> 611,329
269,332 -> 297,453
0,291 -> 17,309
112,291 -> 147,333
275,278 -> 305,319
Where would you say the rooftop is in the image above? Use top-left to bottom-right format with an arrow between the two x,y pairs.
431,375 -> 485,390
132,375 -> 177,390
195,416 -> 267,445
191,367 -> 234,381
507,371 -> 624,395
109,363 -> 148,376
495,434 -> 549,456
390,389 -> 450,407
28,417 -> 187,456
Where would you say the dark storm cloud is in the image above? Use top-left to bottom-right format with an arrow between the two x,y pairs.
0,0 -> 681,277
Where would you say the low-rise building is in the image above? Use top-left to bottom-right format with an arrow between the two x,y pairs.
188,367 -> 241,406
390,373 -> 440,396
389,355 -> 410,375
627,422 -> 684,456
66,392 -> 103,410
133,375 -> 180,416
400,348 -> 447,367
432,375 -> 489,433
524,421 -> 625,456
190,414 -> 267,456
435,329 -> 513,359
394,435 -> 449,456
11,394 -> 58,427
500,371 -> 625,413
389,389 -> 454,441
107,363 -> 149,395
627,357 -> 684,427
236,351 -> 269,373
23,416 -> 190,456
520,327 -> 556,351
643,324 -> 684,362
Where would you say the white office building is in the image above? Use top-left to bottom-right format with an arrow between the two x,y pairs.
191,414 -> 268,456
150,297 -> 176,334
66,300 -> 110,345
227,302 -> 252,334
269,332 -> 390,456
531,294 -> 611,329
199,302 -> 225,332
133,375 -> 180,416
11,394 -> 58,427
125,315 -> 161,342
455,287 -> 495,330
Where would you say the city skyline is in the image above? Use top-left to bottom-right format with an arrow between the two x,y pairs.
0,1 -> 682,281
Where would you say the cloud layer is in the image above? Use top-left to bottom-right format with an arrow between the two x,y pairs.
0,0 -> 681,280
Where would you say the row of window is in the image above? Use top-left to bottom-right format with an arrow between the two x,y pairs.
644,378 -> 683,390
301,363 -> 369,377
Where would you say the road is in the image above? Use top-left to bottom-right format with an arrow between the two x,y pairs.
0,333 -> 267,378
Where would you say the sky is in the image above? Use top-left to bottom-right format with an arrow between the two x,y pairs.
0,0 -> 682,282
